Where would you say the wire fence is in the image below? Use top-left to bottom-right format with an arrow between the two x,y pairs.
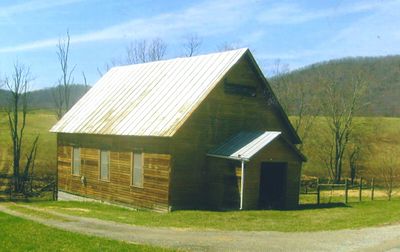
299,177 -> 396,205
0,173 -> 57,201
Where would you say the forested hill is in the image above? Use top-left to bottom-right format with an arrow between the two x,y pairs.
269,55 -> 400,117
0,55 -> 399,116
0,84 -> 89,109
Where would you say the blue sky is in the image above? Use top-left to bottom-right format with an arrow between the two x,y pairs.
0,0 -> 399,89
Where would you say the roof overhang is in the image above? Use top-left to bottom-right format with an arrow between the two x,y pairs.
207,131 -> 281,162
244,51 -> 302,144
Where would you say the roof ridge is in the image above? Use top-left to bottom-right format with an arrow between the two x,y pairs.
112,48 -> 249,70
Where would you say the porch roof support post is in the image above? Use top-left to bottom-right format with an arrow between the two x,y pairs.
240,158 -> 245,210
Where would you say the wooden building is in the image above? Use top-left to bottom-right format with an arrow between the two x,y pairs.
50,48 -> 306,212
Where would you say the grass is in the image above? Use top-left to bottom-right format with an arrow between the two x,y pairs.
8,204 -> 72,222
18,198 -> 400,232
0,110 -> 57,175
295,116 -> 400,177
0,211 -> 173,252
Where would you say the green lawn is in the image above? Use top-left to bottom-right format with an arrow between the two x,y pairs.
0,110 -> 57,175
295,116 -> 400,177
20,199 -> 400,232
0,211 -> 172,252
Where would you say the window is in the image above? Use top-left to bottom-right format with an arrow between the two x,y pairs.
72,147 -> 80,175
224,82 -> 257,97
100,150 -> 110,181
132,152 -> 143,187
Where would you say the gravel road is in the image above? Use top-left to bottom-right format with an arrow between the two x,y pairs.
1,203 -> 400,252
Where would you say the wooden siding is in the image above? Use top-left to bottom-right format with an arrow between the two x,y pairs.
55,54 -> 302,211
57,134 -> 171,212
205,158 -> 241,209
246,138 -> 302,209
170,55 -> 301,209
206,137 -> 302,210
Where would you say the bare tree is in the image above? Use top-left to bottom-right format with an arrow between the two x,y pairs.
52,31 -> 76,119
97,38 -> 168,77
4,62 -> 39,193
217,41 -> 242,52
81,71 -> 90,92
320,71 -> 366,182
270,59 -> 319,150
182,34 -> 202,57
375,147 -> 400,200
348,144 -> 361,184
125,38 -> 167,64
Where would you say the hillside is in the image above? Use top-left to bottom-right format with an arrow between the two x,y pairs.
0,55 -> 398,117
0,84 -> 89,110
270,55 -> 400,117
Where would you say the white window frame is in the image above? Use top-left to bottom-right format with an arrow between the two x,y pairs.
71,147 -> 80,176
131,152 -> 144,188
99,150 -> 110,182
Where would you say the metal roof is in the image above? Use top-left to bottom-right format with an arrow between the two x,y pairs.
50,48 -> 248,136
207,131 -> 281,161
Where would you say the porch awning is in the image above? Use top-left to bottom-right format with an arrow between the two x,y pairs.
207,131 -> 281,161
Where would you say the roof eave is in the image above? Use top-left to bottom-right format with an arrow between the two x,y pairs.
244,51 -> 302,145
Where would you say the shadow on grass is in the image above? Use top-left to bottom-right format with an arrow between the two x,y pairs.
172,202 -> 352,213
298,202 -> 351,210
0,193 -> 54,203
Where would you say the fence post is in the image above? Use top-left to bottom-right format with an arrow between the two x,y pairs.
345,179 -> 348,204
317,184 -> 320,205
371,178 -> 375,201
359,177 -> 363,202
55,171 -> 58,201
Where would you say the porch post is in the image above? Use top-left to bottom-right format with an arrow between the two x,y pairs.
240,159 -> 245,210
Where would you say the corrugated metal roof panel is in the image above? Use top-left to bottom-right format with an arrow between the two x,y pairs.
50,48 -> 248,136
207,131 -> 281,161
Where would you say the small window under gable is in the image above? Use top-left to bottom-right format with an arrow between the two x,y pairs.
72,147 -> 80,176
224,82 -> 257,97
100,150 -> 110,181
132,152 -> 143,188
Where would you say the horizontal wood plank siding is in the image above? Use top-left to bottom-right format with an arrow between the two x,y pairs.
171,56 -> 301,209
57,142 -> 171,212
246,138 -> 302,209
206,138 -> 302,210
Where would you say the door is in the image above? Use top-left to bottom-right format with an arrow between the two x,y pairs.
259,162 -> 287,209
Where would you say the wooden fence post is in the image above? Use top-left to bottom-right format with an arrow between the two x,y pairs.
317,184 -> 320,205
371,178 -> 375,201
345,179 -> 348,204
359,177 -> 363,202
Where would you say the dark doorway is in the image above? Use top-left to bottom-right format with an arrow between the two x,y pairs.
259,162 -> 287,209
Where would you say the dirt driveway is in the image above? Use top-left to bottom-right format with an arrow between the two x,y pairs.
1,203 -> 400,252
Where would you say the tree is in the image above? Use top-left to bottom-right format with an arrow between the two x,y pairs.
269,59 -> 319,150
4,62 -> 39,193
217,41 -> 242,52
81,71 -> 90,92
348,144 -> 360,184
182,34 -> 202,57
97,38 -> 168,76
374,146 -> 400,200
319,70 -> 366,182
52,31 -> 76,119
125,38 -> 167,64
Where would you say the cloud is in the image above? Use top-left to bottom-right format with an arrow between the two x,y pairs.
256,0 -> 400,72
257,1 -> 391,25
0,0 -> 82,18
0,0 -> 252,54
326,1 -> 400,57
0,38 -> 59,53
